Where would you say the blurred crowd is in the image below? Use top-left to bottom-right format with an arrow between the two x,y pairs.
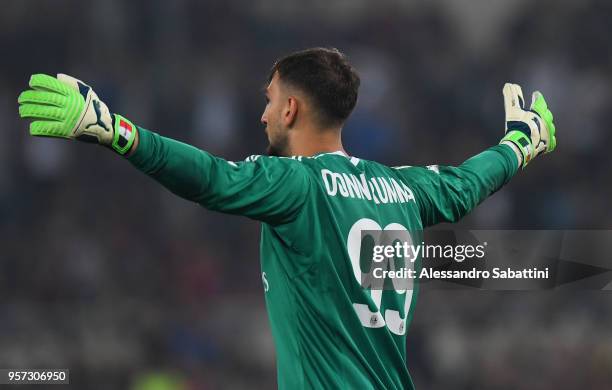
1,0 -> 611,388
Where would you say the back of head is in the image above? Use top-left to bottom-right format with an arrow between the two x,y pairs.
270,47 -> 360,128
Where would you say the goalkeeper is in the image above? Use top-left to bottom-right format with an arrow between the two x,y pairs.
18,48 -> 555,389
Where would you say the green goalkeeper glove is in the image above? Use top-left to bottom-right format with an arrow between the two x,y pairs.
499,83 -> 557,168
18,74 -> 137,155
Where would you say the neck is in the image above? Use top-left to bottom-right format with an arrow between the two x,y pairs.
287,126 -> 346,157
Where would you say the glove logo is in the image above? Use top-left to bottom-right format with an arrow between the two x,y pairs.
77,81 -> 91,100
86,100 -> 111,133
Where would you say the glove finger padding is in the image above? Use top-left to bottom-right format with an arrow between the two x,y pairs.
29,121 -> 69,138
18,104 -> 66,122
28,73 -> 72,96
19,73 -> 86,137
530,91 -> 557,154
18,90 -> 67,107
19,75 -> 69,136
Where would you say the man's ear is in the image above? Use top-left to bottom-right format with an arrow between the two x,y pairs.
283,96 -> 298,128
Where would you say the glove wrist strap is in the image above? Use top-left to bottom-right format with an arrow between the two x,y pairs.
500,130 -> 531,169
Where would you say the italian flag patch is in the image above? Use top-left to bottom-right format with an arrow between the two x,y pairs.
118,119 -> 133,140
112,114 -> 137,155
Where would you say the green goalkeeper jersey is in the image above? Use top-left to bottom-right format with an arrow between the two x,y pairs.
129,128 -> 518,389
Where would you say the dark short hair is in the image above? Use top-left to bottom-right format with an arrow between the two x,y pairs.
269,47 -> 360,127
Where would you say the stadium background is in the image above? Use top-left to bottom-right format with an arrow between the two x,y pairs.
1,0 -> 611,388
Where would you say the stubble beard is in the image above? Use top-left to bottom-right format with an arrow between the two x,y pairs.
266,128 -> 290,157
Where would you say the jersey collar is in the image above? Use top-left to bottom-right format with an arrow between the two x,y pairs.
314,150 -> 349,158
313,150 -> 361,166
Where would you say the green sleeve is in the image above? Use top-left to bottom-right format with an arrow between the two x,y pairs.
396,144 -> 519,227
128,128 -> 311,225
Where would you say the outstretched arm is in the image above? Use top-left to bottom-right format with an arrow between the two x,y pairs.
128,127 -> 310,224
396,83 -> 557,227
18,73 -> 310,225
395,144 -> 518,226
